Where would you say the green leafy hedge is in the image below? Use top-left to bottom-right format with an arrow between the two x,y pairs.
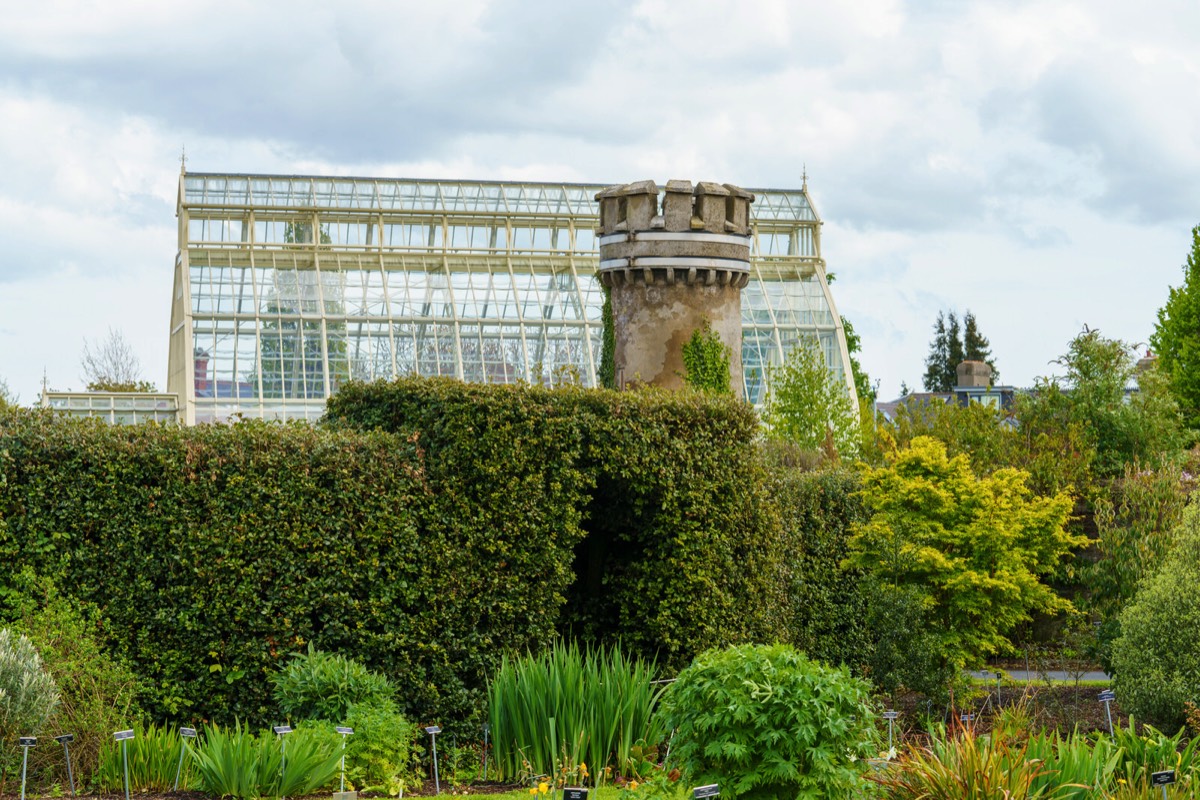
0,377 -> 869,730
0,408 -> 583,729
324,378 -> 787,670
770,466 -> 871,670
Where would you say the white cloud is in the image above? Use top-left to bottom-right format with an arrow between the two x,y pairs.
1,0 -> 1197,402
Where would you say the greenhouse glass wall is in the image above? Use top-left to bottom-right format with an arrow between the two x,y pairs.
168,173 -> 856,424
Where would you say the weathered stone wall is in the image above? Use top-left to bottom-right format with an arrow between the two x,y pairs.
596,179 -> 754,396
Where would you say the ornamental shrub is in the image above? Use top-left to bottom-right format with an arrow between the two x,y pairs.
1111,504 -> 1200,728
0,627 -> 59,790
17,588 -> 141,790
661,643 -> 876,800
299,701 -> 414,796
273,645 -> 396,723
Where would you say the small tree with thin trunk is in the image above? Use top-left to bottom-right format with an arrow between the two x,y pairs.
80,328 -> 156,392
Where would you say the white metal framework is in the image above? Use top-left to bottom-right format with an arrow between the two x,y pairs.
168,173 -> 855,424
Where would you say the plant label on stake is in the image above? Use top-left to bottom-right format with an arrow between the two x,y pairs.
693,785 -> 719,799
174,727 -> 198,792
563,789 -> 588,800
114,730 -> 134,800
55,734 -> 77,797
1098,690 -> 1116,737
335,726 -> 355,800
426,726 -> 442,795
1151,770 -> 1175,799
18,737 -> 35,800
960,713 -> 975,724
275,726 -> 293,800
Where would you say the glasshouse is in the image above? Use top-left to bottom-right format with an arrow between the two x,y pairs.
168,172 -> 854,424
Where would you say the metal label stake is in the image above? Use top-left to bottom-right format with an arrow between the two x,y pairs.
1099,690 -> 1116,736
55,735 -> 76,797
18,737 -> 35,800
336,727 -> 354,792
174,727 -> 198,791
425,726 -> 442,794
882,711 -> 899,751
693,785 -> 719,800
114,729 -> 134,800
274,725 -> 293,800
482,723 -> 490,781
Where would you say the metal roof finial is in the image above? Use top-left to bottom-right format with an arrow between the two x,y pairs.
801,164 -> 808,191
180,146 -> 187,175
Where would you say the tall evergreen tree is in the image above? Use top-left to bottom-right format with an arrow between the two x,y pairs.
922,312 -> 951,391
1150,224 -> 1200,432
923,308 -> 999,391
946,312 -> 965,381
963,310 -> 998,383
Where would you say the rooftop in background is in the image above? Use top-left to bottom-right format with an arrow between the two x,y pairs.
181,174 -> 819,222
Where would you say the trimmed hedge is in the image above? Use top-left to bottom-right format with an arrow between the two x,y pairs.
0,378 -> 869,728
770,466 -> 871,670
0,408 -> 585,728
325,378 -> 788,671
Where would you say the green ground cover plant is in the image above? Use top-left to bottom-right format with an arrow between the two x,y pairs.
662,643 -> 876,800
488,640 -> 664,785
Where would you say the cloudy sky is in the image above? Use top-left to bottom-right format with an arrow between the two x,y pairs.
2,0 -> 1198,403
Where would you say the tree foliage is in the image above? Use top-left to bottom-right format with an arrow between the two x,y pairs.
1111,504 -> 1200,729
865,395 -> 1094,501
1028,328 -> 1184,479
1151,224 -> 1200,433
763,337 -> 859,457
841,316 -> 874,403
845,437 -> 1080,694
80,328 -> 155,392
1088,462 -> 1193,621
680,319 -> 733,395
923,309 -> 997,391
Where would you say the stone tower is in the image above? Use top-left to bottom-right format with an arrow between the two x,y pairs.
595,179 -> 754,397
